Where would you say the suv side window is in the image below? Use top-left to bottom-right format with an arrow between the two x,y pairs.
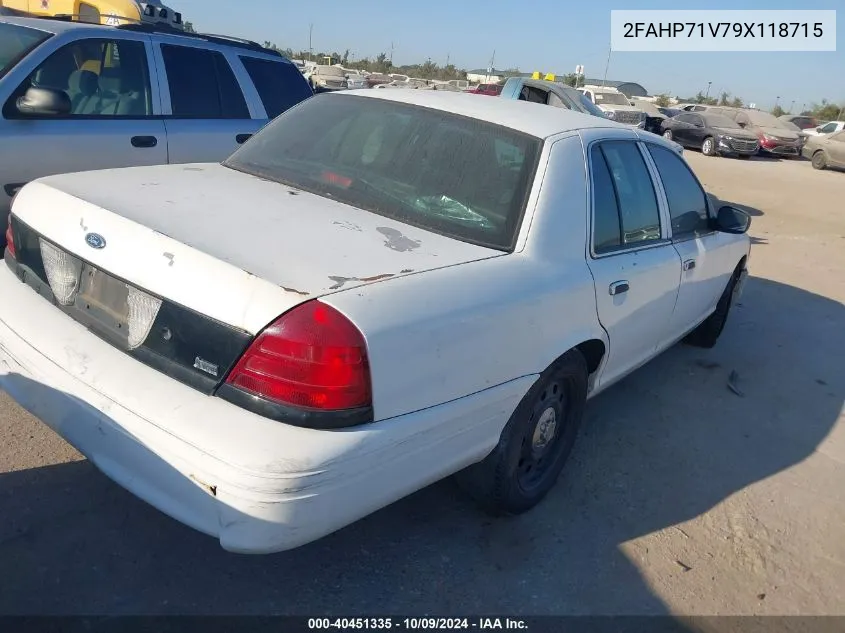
590,141 -> 662,254
647,144 -> 710,238
6,38 -> 152,118
820,122 -> 838,133
238,56 -> 311,119
161,44 -> 249,119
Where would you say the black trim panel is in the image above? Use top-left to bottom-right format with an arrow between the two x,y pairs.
217,383 -> 374,430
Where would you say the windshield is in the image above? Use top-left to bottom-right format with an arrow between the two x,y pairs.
746,110 -> 789,128
594,92 -> 630,106
224,94 -> 541,251
0,23 -> 51,79
703,114 -> 741,129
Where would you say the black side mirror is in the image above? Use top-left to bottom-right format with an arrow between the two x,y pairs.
714,205 -> 751,234
16,87 -> 72,116
737,121 -> 747,128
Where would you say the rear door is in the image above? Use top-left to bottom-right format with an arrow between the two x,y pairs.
670,114 -> 697,145
152,41 -> 264,163
1,32 -> 167,216
583,134 -> 682,388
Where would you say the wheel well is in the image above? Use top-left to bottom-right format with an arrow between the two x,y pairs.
735,256 -> 747,275
574,339 -> 606,375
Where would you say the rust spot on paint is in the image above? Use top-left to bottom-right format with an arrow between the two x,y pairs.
359,273 -> 395,282
400,269 -> 414,274
163,252 -> 175,266
377,226 -> 421,252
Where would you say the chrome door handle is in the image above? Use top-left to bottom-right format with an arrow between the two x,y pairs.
609,281 -> 630,296
683,259 -> 696,271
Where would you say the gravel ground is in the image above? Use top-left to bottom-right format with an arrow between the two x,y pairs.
0,153 -> 843,616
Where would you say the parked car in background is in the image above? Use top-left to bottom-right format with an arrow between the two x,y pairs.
466,83 -> 502,96
631,100 -> 669,135
0,14 -> 312,248
308,65 -> 347,91
500,77 -> 607,120
1,90 -> 750,553
697,107 -> 803,157
657,107 -> 683,118
779,114 -> 818,130
661,112 -> 759,158
345,73 -> 369,90
578,85 -> 646,128
803,120 -> 845,137
447,79 -> 469,90
802,129 -> 845,170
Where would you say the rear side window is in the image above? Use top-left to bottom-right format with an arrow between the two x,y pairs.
161,45 -> 249,119
591,141 -> 662,251
647,144 -> 710,238
239,56 -> 312,119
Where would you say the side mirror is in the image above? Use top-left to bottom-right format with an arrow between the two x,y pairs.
16,87 -> 71,116
737,121 -> 747,128
816,126 -> 823,132
714,205 -> 751,234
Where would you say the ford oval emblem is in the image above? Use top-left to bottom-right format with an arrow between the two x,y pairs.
85,232 -> 106,249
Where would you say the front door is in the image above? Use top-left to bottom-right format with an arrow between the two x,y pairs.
643,142 -> 737,346
0,35 -> 167,227
584,138 -> 682,388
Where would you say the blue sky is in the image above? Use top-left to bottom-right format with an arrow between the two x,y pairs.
176,0 -> 842,111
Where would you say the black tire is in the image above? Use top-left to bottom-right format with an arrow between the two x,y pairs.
701,136 -> 717,156
662,130 -> 673,141
685,270 -> 740,348
455,350 -> 588,515
812,151 -> 827,170
737,154 -> 751,160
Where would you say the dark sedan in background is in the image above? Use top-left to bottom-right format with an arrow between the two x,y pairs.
661,112 -> 759,158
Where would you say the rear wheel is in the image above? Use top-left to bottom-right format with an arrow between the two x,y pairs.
812,151 -> 828,170
701,136 -> 717,156
455,350 -> 588,515
662,130 -> 673,141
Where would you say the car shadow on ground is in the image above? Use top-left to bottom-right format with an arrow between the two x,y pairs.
0,277 -> 842,621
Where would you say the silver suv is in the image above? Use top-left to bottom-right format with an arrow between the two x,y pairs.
1,15 -> 313,245
578,85 -> 647,128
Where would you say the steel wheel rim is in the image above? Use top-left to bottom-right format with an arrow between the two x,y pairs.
517,378 -> 571,493
663,130 -> 672,140
703,138 -> 713,154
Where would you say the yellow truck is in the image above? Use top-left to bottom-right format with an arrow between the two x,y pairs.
0,0 -> 184,29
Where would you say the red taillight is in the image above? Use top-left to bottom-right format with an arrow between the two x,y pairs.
5,214 -> 15,258
226,301 -> 371,411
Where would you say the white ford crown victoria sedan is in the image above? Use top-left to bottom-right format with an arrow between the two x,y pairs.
0,90 -> 751,553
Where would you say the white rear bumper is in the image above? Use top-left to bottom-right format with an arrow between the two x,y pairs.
0,265 -> 533,553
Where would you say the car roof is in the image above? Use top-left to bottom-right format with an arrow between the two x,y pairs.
346,89 -> 629,139
0,15 -> 80,33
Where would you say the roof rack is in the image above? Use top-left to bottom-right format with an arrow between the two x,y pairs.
116,22 -> 281,56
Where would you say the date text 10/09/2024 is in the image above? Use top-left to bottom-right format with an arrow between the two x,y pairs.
623,22 -> 824,38
308,618 -> 529,630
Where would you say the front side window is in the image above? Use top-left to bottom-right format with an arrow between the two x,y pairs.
8,38 -> 152,117
820,122 -> 838,133
590,141 -> 662,253
0,23 -> 51,79
224,94 -> 541,251
647,144 -> 710,238
161,44 -> 248,119
239,56 -> 312,119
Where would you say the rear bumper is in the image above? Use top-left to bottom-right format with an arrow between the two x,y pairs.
0,264 -> 532,553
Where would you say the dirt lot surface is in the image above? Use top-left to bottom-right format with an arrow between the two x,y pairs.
0,154 -> 843,617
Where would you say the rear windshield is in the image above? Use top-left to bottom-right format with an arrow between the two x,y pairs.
0,23 -> 51,79
224,94 -> 542,251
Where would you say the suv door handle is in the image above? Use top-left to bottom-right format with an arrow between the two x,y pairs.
236,133 -> 252,144
131,136 -> 158,148
683,259 -> 696,271
609,281 -> 630,296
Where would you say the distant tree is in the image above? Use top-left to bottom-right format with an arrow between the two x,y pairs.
810,100 -> 844,121
342,49 -> 350,65
771,104 -> 785,117
718,91 -> 730,106
730,96 -> 744,108
694,91 -> 706,104
183,21 -> 196,33
561,73 -> 579,87
654,94 -> 671,107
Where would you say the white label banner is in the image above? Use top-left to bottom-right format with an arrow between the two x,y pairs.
611,10 -> 836,51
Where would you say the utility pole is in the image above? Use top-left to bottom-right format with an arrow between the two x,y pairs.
601,45 -> 611,87
705,81 -> 712,99
486,49 -> 496,82
445,53 -> 450,68
775,95 -> 780,109
789,100 -> 795,113
308,23 -> 313,62
801,102 -> 806,114
390,41 -> 395,67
